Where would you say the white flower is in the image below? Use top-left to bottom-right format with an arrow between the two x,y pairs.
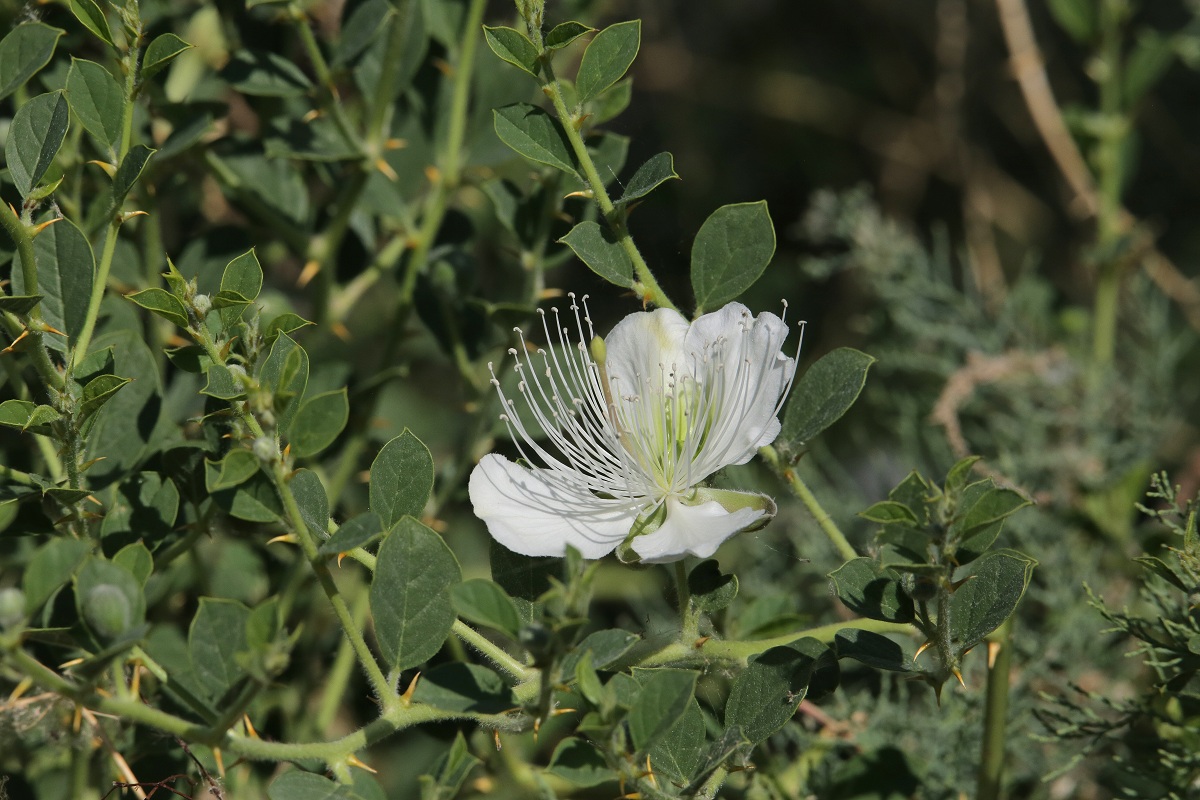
468,297 -> 799,564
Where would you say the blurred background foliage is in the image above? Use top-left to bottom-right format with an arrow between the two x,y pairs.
1,0 -> 1199,796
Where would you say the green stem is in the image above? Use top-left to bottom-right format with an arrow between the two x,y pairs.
364,1 -> 412,152
0,463 -> 37,485
536,58 -> 676,312
0,204 -> 64,392
451,619 -> 535,682
72,49 -> 139,372
3,644 -> 521,768
760,445 -> 857,562
977,618 -> 1014,800
637,617 -> 913,668
674,561 -> 698,639
271,461 -> 395,704
289,4 -> 361,151
190,323 -> 393,704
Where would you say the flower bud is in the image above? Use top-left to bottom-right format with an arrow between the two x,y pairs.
0,587 -> 26,629
252,435 -> 278,463
83,585 -> 132,643
192,293 -> 212,316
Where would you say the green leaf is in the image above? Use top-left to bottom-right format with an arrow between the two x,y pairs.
201,364 -> 247,401
369,430 -> 434,528
859,500 -> 918,525
0,295 -> 43,315
1124,30 -> 1174,104
483,26 -> 540,77
222,49 -> 313,97
164,345 -> 210,373
687,559 -> 738,613
113,542 -> 153,586
0,399 -> 60,435
725,643 -> 816,743
829,558 -> 915,623
188,598 -> 250,702
493,103 -> 578,176
0,23 -> 64,102
217,250 -> 264,305
576,20 -> 640,103
258,333 -> 309,429
24,538 -> 89,612
79,373 -> 130,423
68,0 -> 114,47
213,471 -> 282,523
780,347 -> 876,447
545,21 -> 594,50
949,549 -> 1036,654
1047,0 -> 1095,42
489,542 -> 559,601
319,512 -> 385,556
288,388 -> 349,458
589,78 -> 632,125
142,33 -> 192,80
957,485 -> 1029,532
649,700 -> 705,785
6,91 -> 70,198
99,472 -> 180,546
617,152 -> 679,206
76,557 -> 145,643
127,287 -> 189,328
833,628 -> 911,672
65,59 -> 123,154
561,628 -> 640,676
419,732 -> 481,799
411,663 -> 514,714
264,312 -> 313,344
11,218 -> 94,354
205,449 -> 260,492
81,330 -> 161,484
267,771 -> 384,800
111,144 -> 156,209
690,200 -> 776,313
627,668 -> 697,754
290,468 -> 329,538
585,130 -> 628,187
559,221 -> 633,288
451,579 -> 521,639
370,516 -> 461,669
548,739 -> 612,787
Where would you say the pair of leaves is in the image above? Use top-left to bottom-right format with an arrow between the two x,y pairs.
484,19 -> 637,101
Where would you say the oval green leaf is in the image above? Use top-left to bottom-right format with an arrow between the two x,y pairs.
6,91 -> 70,198
370,516 -> 462,669
780,347 -> 876,448
369,429 -> 434,527
559,220 -> 633,288
690,200 -> 775,314
0,23 -> 64,101
576,20 -> 640,103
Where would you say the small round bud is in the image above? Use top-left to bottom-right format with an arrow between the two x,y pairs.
83,585 -> 132,643
192,293 -> 212,316
252,436 -> 277,463
258,409 -> 276,428
0,587 -> 26,629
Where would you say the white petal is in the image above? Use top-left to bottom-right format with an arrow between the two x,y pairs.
628,496 -> 765,564
468,454 -> 641,559
603,308 -> 690,397
685,303 -> 794,469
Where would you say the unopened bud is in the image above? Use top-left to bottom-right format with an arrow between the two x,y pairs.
192,293 -> 212,316
252,436 -> 277,463
0,587 -> 26,629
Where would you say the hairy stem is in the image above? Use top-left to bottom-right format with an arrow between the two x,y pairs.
760,444 -> 857,562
